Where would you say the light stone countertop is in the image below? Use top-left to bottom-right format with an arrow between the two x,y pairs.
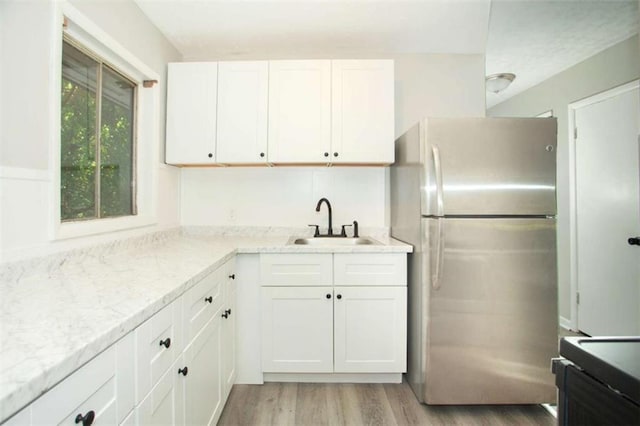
0,230 -> 411,423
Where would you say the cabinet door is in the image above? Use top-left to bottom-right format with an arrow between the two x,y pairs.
334,287 -> 407,373
268,60 -> 331,163
221,259 -> 237,399
166,62 -> 218,165
183,315 -> 223,426
136,356 -> 185,426
216,61 -> 269,164
261,286 -> 334,372
331,60 -> 394,164
135,298 -> 183,403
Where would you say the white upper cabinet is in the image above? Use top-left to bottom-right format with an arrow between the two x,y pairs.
216,61 -> 269,164
166,62 -> 218,165
268,60 -> 332,163
331,60 -> 395,164
165,59 -> 395,165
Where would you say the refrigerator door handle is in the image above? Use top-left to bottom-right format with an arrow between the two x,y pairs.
432,145 -> 444,216
432,218 -> 445,290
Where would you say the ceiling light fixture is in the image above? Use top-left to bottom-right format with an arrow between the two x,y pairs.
486,73 -> 516,93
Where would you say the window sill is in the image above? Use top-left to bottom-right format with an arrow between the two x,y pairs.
55,215 -> 156,241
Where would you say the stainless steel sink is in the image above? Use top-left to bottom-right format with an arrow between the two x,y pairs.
288,236 -> 381,246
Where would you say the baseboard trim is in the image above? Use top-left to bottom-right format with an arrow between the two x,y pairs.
264,373 -> 402,384
559,316 -> 573,331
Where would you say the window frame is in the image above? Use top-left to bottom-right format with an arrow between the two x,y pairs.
51,2 -> 160,240
61,35 -> 139,222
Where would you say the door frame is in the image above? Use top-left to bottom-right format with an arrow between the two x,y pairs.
567,79 -> 640,331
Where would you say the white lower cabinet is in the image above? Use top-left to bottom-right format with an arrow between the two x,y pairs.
183,315 -> 223,426
260,253 -> 408,375
261,286 -> 334,372
333,286 -> 407,373
136,357 -> 185,426
221,259 -> 237,399
29,333 -> 135,426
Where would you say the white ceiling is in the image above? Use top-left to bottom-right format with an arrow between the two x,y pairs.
135,0 -> 491,58
486,0 -> 639,107
135,0 -> 639,107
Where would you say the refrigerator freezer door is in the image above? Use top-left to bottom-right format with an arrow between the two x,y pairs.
422,118 -> 557,216
423,217 -> 558,404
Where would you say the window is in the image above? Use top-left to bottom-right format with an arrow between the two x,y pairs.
60,38 -> 137,222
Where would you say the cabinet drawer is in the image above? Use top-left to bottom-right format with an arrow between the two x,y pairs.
183,268 -> 224,342
135,298 -> 183,403
260,254 -> 332,286
30,335 -> 134,426
334,253 -> 406,286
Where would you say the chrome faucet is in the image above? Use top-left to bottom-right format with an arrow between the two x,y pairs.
315,198 -> 333,236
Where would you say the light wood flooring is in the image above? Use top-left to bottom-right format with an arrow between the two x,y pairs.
218,381 -> 555,426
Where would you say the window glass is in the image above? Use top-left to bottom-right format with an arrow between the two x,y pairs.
60,40 -> 136,221
100,66 -> 135,218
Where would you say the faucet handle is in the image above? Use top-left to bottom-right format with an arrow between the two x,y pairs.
340,224 -> 352,237
352,220 -> 359,238
308,224 -> 320,237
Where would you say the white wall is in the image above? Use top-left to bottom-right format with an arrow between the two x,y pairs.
0,0 -> 182,262
488,35 -> 640,325
182,167 -> 386,229
180,53 -> 486,229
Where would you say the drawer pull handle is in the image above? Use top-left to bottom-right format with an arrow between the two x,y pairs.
337,294 -> 342,300
178,366 -> 188,376
75,411 -> 95,426
159,338 -> 171,349
326,294 -> 332,299
229,274 -> 235,280
204,296 -> 213,304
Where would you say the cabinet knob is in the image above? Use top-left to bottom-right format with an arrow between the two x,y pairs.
222,312 -> 229,319
159,337 -> 171,349
204,296 -> 213,303
334,152 -> 338,157
229,274 -> 235,280
326,293 -> 332,299
75,411 -> 95,426
208,153 -> 213,158
260,152 -> 265,158
337,294 -> 342,300
225,309 -> 232,316
178,366 -> 188,376
324,152 -> 329,157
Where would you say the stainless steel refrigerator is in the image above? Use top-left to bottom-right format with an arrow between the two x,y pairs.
390,117 -> 558,405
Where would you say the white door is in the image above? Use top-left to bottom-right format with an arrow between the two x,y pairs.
183,315 -> 223,426
216,61 -> 269,164
166,62 -> 218,165
136,356 -> 185,426
574,82 -> 640,336
261,286 -> 334,372
333,286 -> 407,373
268,60 -> 331,163
331,60 -> 394,164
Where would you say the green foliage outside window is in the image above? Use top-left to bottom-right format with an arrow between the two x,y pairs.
61,40 -> 136,222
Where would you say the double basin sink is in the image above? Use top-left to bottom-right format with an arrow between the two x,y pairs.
288,236 -> 381,246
